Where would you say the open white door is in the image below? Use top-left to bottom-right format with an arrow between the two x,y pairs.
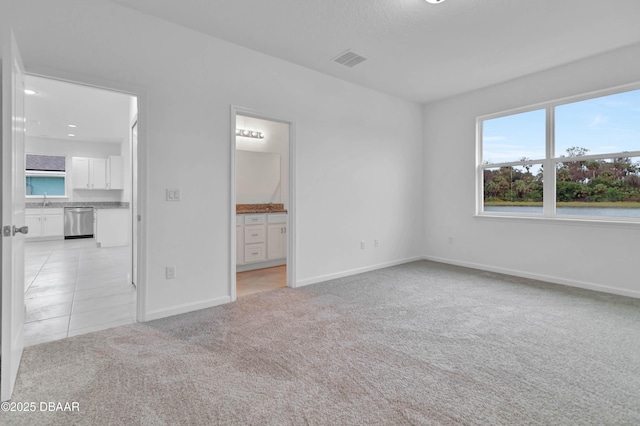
1,29 -> 27,402
131,119 -> 138,287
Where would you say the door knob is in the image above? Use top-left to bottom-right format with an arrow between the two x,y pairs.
13,225 -> 29,236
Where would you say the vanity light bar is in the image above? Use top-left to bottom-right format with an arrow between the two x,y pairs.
235,128 -> 265,139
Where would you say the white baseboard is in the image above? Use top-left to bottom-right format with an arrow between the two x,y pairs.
237,259 -> 286,272
422,255 -> 640,300
295,256 -> 424,288
143,296 -> 231,321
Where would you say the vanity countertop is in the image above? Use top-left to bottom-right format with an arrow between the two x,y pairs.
236,203 -> 287,214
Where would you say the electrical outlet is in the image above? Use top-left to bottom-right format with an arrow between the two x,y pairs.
360,240 -> 365,250
374,239 -> 379,248
166,265 -> 176,279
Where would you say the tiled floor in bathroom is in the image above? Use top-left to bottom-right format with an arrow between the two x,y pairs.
24,238 -> 136,347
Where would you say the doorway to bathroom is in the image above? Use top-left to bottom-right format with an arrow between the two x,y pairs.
231,108 -> 295,300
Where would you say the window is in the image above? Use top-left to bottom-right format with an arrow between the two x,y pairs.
479,86 -> 640,221
25,154 -> 67,197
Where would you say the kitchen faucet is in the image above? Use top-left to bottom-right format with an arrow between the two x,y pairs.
43,192 -> 48,207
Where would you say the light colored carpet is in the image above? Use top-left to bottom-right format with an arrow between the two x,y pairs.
4,260 -> 640,425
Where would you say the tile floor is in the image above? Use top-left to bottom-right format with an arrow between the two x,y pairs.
25,241 -> 285,345
24,238 -> 136,347
236,265 -> 287,297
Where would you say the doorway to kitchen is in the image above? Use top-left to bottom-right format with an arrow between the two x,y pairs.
231,108 -> 295,300
22,75 -> 139,346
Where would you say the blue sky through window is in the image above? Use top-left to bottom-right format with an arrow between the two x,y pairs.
555,89 -> 640,156
482,109 -> 545,163
482,89 -> 640,163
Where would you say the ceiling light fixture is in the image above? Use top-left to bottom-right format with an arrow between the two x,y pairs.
425,0 -> 446,3
68,124 -> 77,128
24,89 -> 37,95
236,128 -> 264,139
67,134 -> 75,137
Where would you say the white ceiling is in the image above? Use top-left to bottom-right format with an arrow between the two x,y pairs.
24,75 -> 133,143
108,0 -> 640,104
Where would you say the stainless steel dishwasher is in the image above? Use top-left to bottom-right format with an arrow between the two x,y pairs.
64,207 -> 94,239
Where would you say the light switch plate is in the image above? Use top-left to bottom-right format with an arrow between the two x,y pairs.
166,265 -> 176,279
166,188 -> 181,201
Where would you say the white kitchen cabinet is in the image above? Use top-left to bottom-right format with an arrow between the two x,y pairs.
92,158 -> 107,189
25,208 -> 64,240
25,210 -> 42,238
95,208 -> 129,247
72,156 -> 123,190
72,157 -> 107,189
267,214 -> 287,260
107,156 -> 124,190
43,210 -> 65,237
72,157 -> 90,189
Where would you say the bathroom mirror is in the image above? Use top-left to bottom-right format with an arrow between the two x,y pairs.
236,150 -> 281,203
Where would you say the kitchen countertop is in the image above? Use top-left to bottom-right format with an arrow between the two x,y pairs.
26,202 -> 130,209
236,203 -> 287,214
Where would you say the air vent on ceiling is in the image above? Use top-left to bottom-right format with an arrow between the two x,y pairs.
333,50 -> 368,68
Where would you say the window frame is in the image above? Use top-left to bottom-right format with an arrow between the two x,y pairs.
477,82 -> 640,223
25,153 -> 68,198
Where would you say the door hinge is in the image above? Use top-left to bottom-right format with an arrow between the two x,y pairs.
3,226 -> 11,237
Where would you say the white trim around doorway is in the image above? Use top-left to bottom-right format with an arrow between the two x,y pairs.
230,106 -> 296,302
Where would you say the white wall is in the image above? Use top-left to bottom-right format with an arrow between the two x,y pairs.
26,136 -> 122,203
5,0 -> 424,319
423,43 -> 640,298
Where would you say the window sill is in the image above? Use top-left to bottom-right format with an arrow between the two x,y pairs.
474,213 -> 640,229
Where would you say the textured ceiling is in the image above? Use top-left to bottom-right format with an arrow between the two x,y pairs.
108,0 -> 640,104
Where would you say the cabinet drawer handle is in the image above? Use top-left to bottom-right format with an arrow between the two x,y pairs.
252,252 -> 258,255
252,233 -> 258,237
